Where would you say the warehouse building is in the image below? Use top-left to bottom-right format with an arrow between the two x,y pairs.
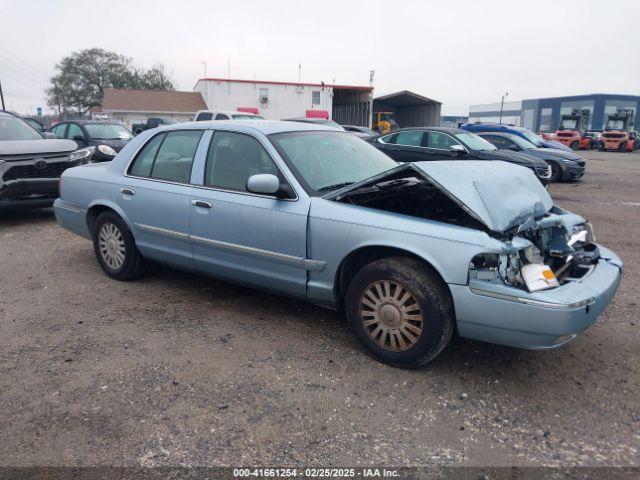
194,77 -> 373,126
372,91 -> 441,128
469,93 -> 640,132
194,78 -> 442,128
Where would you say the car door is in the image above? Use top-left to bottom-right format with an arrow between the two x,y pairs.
376,130 -> 426,162
119,129 -> 205,269
189,129 -> 309,297
422,131 -> 462,159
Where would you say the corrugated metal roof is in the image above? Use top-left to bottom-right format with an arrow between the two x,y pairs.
197,77 -> 373,91
374,90 -> 441,106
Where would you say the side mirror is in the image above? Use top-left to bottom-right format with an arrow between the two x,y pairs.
450,144 -> 466,157
246,174 -> 281,195
42,132 -> 56,139
72,135 -> 85,143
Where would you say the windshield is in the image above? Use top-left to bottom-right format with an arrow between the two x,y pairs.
519,129 -> 544,147
0,115 -> 43,141
454,132 -> 497,151
606,119 -> 625,130
231,114 -> 264,120
84,123 -> 132,140
509,135 -> 536,150
270,131 -> 397,194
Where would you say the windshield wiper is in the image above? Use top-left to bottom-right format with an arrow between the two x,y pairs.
317,182 -> 355,192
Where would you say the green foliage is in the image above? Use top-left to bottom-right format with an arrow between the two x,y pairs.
47,48 -> 175,115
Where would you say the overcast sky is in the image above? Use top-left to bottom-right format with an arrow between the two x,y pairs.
1,0 -> 638,116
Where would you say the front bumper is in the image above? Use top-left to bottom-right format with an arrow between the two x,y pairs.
560,161 -> 585,180
0,178 -> 59,209
451,246 -> 622,349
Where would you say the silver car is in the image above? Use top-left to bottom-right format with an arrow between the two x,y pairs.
54,120 -> 622,367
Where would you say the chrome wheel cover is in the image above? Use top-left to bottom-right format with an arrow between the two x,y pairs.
98,222 -> 126,270
359,280 -> 423,352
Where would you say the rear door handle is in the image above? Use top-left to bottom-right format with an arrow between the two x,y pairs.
121,187 -> 135,196
191,200 -> 212,209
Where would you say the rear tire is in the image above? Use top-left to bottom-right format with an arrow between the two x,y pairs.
93,211 -> 146,280
345,257 -> 454,368
570,141 -> 580,150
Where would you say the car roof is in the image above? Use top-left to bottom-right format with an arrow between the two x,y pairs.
463,122 -> 526,132
476,131 -> 517,138
384,126 -> 462,135
197,110 -> 260,116
162,119 -> 340,134
58,120 -> 123,125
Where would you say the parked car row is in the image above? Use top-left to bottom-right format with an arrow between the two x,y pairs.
52,119 -> 622,367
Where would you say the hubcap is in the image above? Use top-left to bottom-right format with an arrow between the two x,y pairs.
98,223 -> 126,270
359,280 -> 424,352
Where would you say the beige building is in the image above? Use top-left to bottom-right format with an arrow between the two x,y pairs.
100,88 -> 207,130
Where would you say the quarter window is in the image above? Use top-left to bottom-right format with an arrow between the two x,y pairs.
426,131 -> 457,149
204,131 -> 279,192
215,113 -> 229,120
128,133 -> 165,177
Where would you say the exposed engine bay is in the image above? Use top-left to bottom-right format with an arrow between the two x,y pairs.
332,165 -> 600,293
469,214 -> 599,292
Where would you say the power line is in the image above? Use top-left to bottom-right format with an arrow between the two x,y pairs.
0,45 -> 50,80
0,54 -> 48,87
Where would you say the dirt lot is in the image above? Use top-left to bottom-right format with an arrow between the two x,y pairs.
1,150 -> 638,468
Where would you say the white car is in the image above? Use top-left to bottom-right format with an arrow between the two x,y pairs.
194,110 -> 264,121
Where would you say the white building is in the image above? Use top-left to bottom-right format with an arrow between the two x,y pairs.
468,100 -> 523,126
194,77 -> 374,126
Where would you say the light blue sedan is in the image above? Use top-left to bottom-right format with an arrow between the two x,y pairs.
54,120 -> 622,367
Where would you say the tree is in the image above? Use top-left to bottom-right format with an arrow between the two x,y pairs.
46,48 -> 174,116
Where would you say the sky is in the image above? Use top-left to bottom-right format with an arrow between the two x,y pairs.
1,0 -> 639,116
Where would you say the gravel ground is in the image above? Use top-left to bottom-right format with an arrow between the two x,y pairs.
0,150 -> 638,468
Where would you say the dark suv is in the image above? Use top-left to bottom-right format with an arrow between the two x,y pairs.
373,127 -> 552,185
49,120 -> 131,162
0,111 -> 94,210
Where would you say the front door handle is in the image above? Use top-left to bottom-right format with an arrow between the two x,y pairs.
191,200 -> 212,209
121,187 -> 135,196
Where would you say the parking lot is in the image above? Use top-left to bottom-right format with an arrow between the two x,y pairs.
0,150 -> 638,467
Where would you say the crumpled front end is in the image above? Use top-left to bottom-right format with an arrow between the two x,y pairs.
455,207 -> 623,349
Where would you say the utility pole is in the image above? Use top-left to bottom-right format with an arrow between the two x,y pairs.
499,91 -> 509,124
0,80 -> 5,111
198,61 -> 207,78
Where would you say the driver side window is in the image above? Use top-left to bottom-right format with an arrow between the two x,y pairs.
426,131 -> 458,149
204,131 -> 280,192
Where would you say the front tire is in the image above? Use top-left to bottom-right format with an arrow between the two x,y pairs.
93,211 -> 146,280
548,161 -> 562,182
345,257 -> 454,367
570,140 -> 580,150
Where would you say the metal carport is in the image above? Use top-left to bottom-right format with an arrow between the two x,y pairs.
372,91 -> 441,128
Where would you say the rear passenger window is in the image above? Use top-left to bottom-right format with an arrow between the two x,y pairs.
197,112 -> 213,121
151,131 -> 203,183
128,133 -> 165,177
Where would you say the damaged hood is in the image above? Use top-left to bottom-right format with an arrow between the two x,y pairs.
413,161 -> 553,233
330,161 -> 553,234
